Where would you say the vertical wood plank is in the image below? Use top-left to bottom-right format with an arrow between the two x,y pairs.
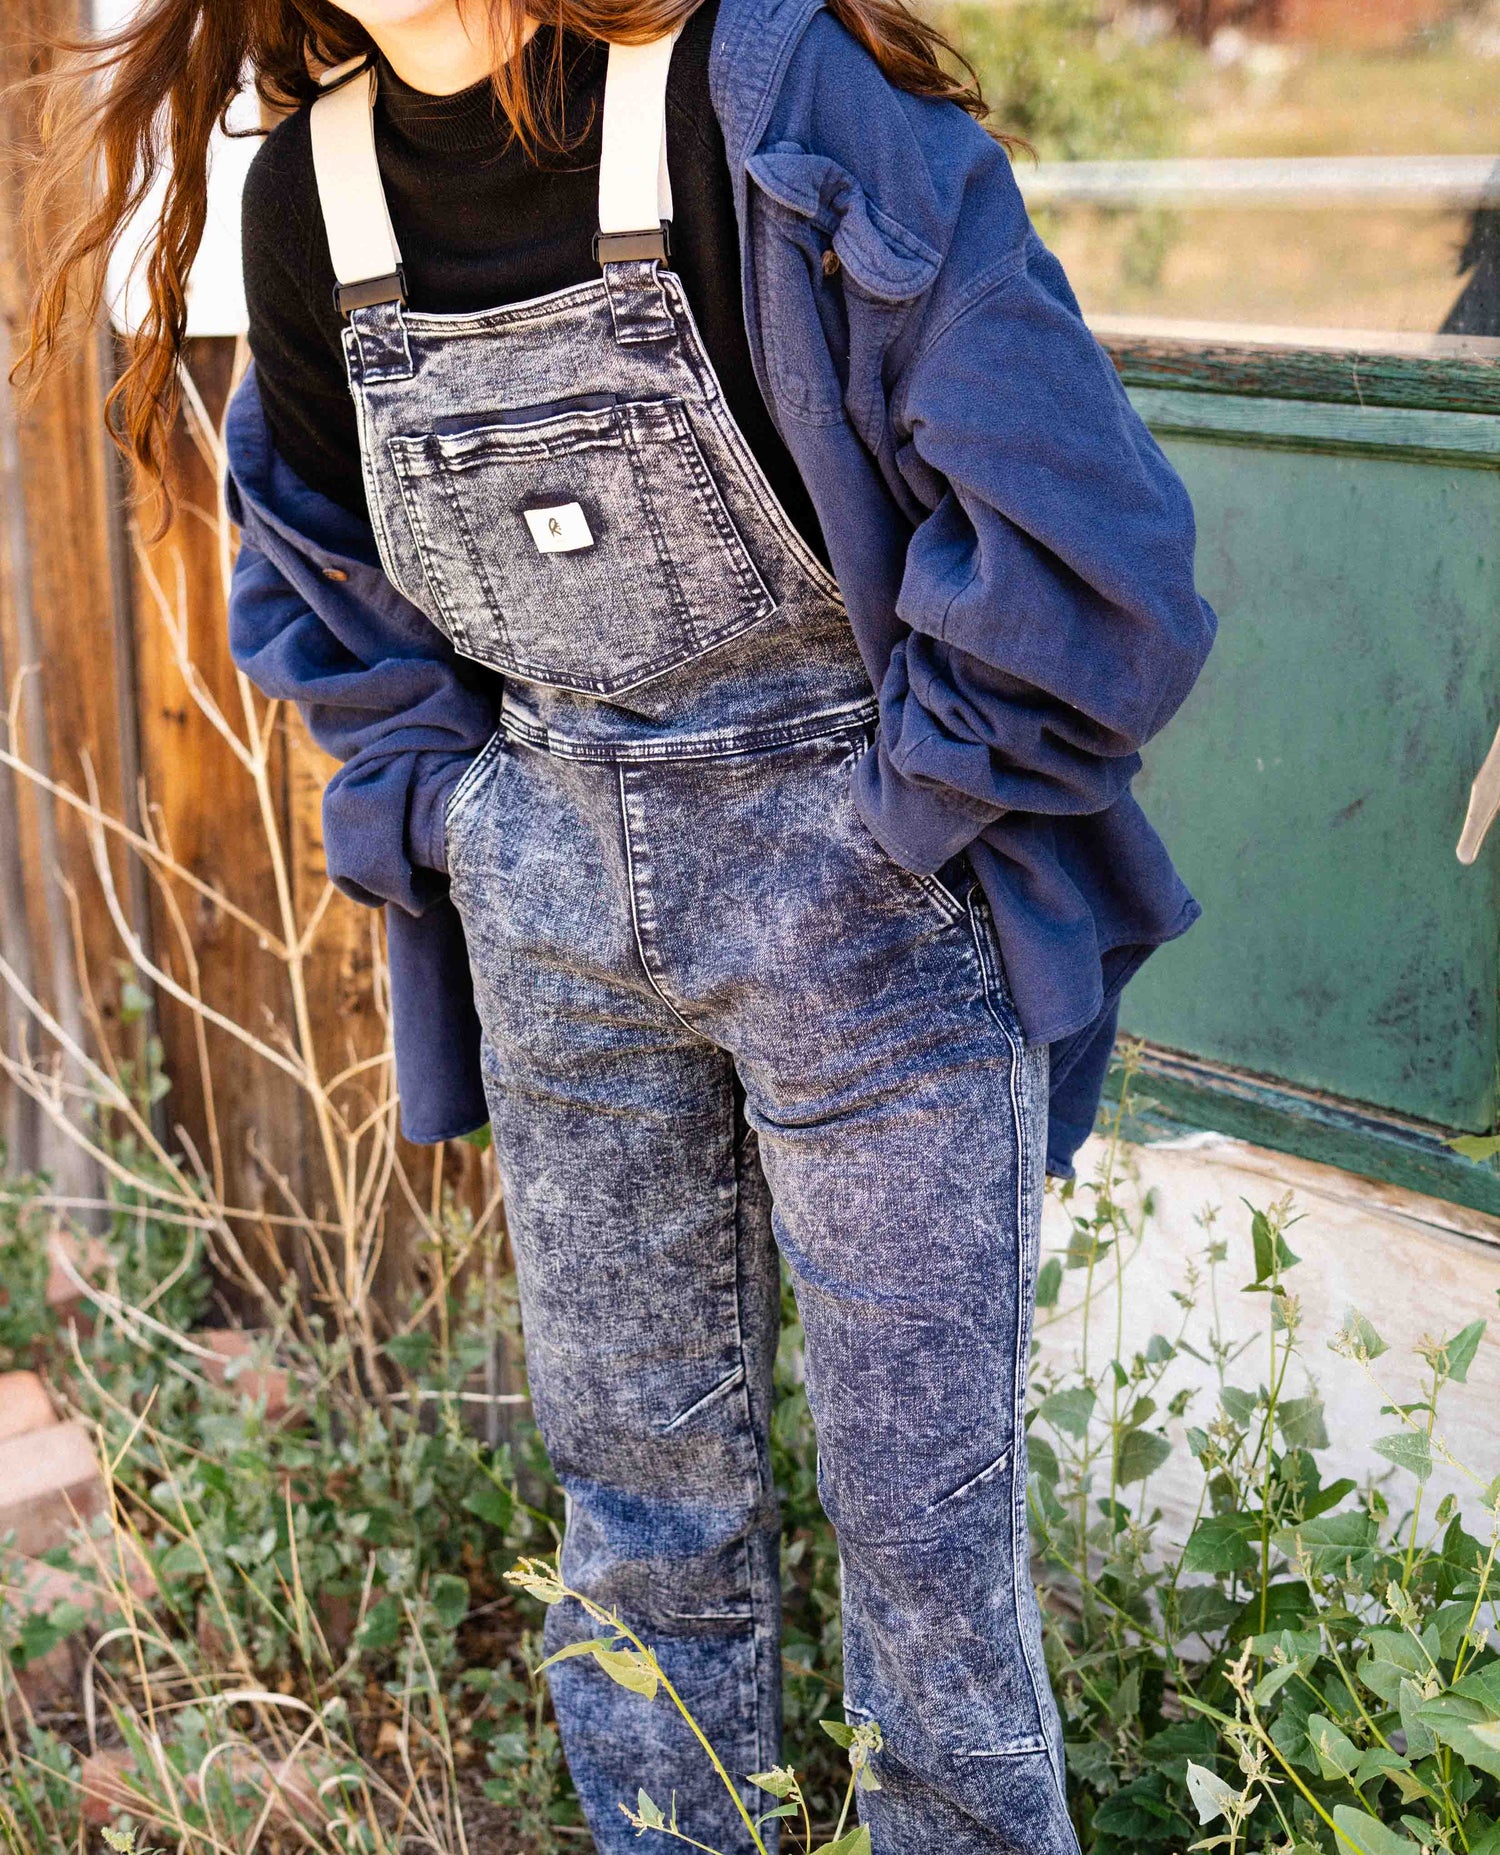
1,4 -> 486,1302
1,0 -> 131,1189
129,342 -> 303,1229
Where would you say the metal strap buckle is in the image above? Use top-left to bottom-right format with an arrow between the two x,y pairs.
592,223 -> 671,266
333,267 -> 408,317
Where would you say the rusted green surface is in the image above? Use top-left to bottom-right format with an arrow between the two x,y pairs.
1105,335 -> 1500,416
1122,388 -> 1500,1139
1103,1050 -> 1500,1220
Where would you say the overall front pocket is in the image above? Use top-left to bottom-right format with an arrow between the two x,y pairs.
388,397 -> 776,695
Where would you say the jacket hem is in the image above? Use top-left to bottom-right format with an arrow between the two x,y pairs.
400,1110 -> 490,1147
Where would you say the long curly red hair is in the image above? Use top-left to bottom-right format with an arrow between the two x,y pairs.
18,0 -> 996,501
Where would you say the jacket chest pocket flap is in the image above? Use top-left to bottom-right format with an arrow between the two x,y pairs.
388,397 -> 776,697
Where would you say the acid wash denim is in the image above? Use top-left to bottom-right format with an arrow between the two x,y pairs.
227,0 -> 1218,1179
335,253 -> 1078,1853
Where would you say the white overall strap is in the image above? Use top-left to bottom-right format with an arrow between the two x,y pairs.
309,57 -> 406,314
595,32 -> 680,264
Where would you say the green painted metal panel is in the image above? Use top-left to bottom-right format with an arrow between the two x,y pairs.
1121,388 -> 1500,1135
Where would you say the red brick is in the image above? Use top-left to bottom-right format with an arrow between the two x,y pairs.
79,1748 -> 141,1826
0,1371 -> 57,1443
196,1329 -> 294,1422
81,1744 -> 330,1829
2,1542 -> 154,1624
0,1422 -> 106,1556
1,1542 -> 156,1719
6,1639 -> 74,1714
88,1531 -> 157,1602
44,1229 -> 111,1323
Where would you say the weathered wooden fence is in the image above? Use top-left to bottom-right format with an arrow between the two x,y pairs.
0,3 -> 485,1295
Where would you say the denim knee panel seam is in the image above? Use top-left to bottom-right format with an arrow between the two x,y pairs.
922,1446 -> 1011,1516
660,1363 -> 748,1435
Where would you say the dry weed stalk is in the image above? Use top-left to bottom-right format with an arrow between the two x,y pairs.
0,348 -> 504,1395
0,361 -> 511,1852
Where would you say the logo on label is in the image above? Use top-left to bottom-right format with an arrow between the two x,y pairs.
524,503 -> 594,554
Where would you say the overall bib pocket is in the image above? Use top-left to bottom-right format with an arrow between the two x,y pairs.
389,397 -> 777,695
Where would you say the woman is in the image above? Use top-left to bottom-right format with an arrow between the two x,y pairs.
24,1 -> 1214,1847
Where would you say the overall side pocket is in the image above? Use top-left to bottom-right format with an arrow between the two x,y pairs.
836,735 -> 969,932
965,886 -> 1026,1046
443,728 -> 508,882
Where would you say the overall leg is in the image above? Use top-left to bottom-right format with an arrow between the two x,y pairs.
629,733 -> 1078,1855
448,743 -> 783,1853
751,954 -> 1072,1854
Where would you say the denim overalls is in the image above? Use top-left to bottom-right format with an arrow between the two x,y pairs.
311,40 -> 1075,1855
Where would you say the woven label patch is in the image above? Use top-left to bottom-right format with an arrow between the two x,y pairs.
524,502 -> 594,553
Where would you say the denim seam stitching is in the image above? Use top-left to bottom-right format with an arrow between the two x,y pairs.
479,603 -> 789,704
395,276 -> 607,335
662,259 -> 842,603
616,765 -> 702,1040
725,1091 -> 771,1780
431,461 -> 502,636
911,868 -> 967,929
665,403 -> 778,641
350,372 -> 416,611
966,890 -> 1064,1780
428,427 -> 620,466
654,404 -> 735,651
444,727 -> 507,851
623,404 -> 701,652
607,265 -> 677,346
1005,1001 -> 1058,1781
1012,1091 -> 1063,1778
350,306 -> 414,383
500,699 -> 880,765
701,378 -> 844,605
662,274 -> 723,407
842,740 -> 968,931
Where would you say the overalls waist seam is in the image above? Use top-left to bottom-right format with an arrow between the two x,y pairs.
498,695 -> 878,763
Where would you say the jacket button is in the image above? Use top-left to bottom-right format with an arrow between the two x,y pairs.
822,248 -> 841,277
322,565 -> 349,582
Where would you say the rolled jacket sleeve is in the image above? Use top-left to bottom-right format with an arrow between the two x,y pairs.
223,374 -> 497,1146
227,511 -> 498,914
856,232 -> 1216,873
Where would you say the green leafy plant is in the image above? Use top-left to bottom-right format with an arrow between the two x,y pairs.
506,1558 -> 880,1855
1029,1077 -> 1500,1855
952,0 -> 1198,163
